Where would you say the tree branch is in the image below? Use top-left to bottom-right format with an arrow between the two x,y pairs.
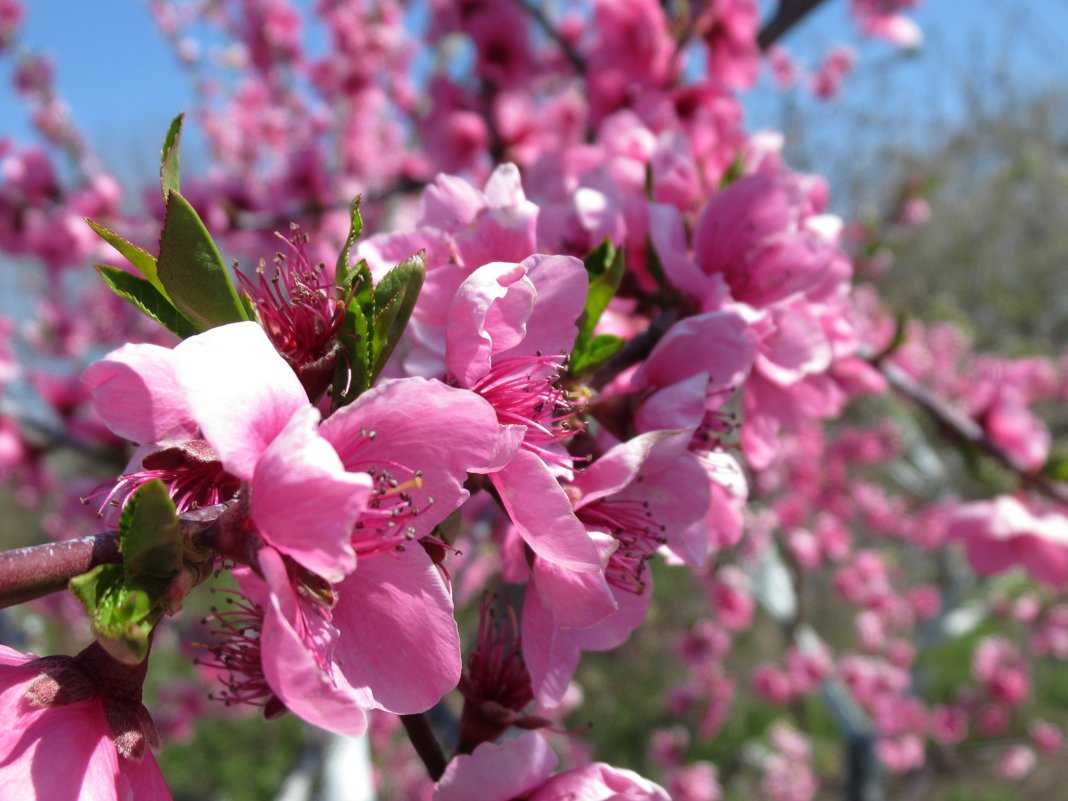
871,357 -> 1068,506
0,501 -> 235,609
400,713 -> 448,781
757,0 -> 832,50
511,0 -> 586,75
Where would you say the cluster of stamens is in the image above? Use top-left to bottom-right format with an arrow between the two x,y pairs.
694,407 -> 739,450
576,492 -> 667,595
459,594 -> 534,714
83,440 -> 240,519
471,352 -> 584,468
333,427 -> 435,556
235,226 -> 348,368
197,590 -> 283,717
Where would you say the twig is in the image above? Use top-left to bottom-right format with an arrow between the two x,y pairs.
400,713 -> 448,781
757,0 -> 832,50
0,532 -> 121,608
870,356 -> 1068,506
510,0 -> 586,75
0,501 -> 234,609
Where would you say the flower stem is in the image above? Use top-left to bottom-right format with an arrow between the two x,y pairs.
400,713 -> 448,781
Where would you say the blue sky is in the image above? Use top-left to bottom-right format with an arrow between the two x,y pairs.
3,0 -> 1067,185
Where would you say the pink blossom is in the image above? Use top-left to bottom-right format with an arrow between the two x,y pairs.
998,745 -> 1036,781
522,430 -> 711,704
666,761 -> 722,801
699,0 -> 761,90
85,322 -> 373,581
0,644 -> 171,800
948,496 -> 1068,587
809,46 -> 856,101
222,374 -> 504,735
433,732 -> 670,801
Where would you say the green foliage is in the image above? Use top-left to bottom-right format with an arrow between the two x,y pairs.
86,218 -> 167,295
371,252 -> 426,378
332,196 -> 425,404
157,190 -> 250,330
160,113 -> 183,200
571,240 -> 627,375
159,712 -> 309,801
94,265 -> 197,339
335,195 -> 364,283
70,480 -> 183,664
334,258 -> 375,404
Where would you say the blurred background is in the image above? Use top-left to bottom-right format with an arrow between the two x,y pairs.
3,2 -> 1068,800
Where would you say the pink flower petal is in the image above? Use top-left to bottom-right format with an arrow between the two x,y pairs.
251,407 -> 370,582
330,547 -> 461,714
257,549 -> 369,737
82,343 -> 198,445
490,450 -> 602,573
434,733 -> 558,801
446,262 -> 534,386
174,322 -> 308,482
320,378 -> 502,537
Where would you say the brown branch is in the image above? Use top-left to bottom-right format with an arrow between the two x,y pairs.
757,0 -> 832,50
400,713 -> 448,781
0,533 -> 121,608
0,501 -> 236,610
872,357 -> 1068,506
511,0 -> 586,75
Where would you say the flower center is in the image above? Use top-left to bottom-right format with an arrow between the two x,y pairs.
198,590 -> 284,716
470,353 -> 583,468
330,427 -> 436,556
84,439 -> 240,519
236,227 -> 347,369
576,498 -> 667,594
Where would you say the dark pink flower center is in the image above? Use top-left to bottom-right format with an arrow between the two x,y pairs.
84,439 -> 241,519
577,497 -> 667,594
236,227 -> 347,369
471,353 -> 583,468
329,427 -> 435,556
460,595 -> 533,713
199,590 -> 284,716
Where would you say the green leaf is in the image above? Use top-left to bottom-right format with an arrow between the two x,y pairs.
571,333 -> 625,375
1042,451 -> 1068,483
333,260 -> 375,405
69,481 -> 184,664
719,150 -> 746,188
70,565 -> 154,664
571,241 -> 625,376
95,265 -> 198,339
86,218 -> 167,295
335,195 -> 364,287
157,190 -> 250,330
119,479 -> 183,582
371,252 -> 425,379
160,113 -> 184,201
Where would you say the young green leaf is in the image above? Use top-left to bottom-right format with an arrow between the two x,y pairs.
69,480 -> 185,664
160,113 -> 184,201
335,195 -> 364,287
119,479 -> 183,581
86,218 -> 167,295
571,240 -> 625,376
95,265 -> 198,339
70,565 -> 155,664
571,333 -> 625,375
333,259 -> 375,405
371,252 -> 425,379
157,191 -> 250,330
